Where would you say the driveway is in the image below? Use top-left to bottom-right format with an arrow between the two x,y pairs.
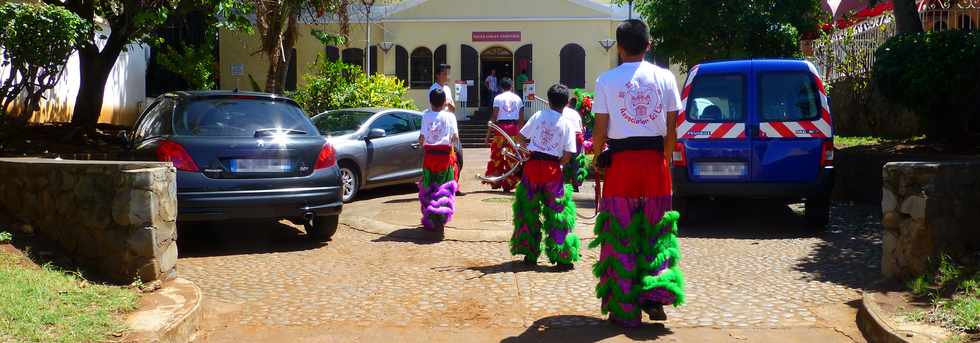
177,148 -> 880,342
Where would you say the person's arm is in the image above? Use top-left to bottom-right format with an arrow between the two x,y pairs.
665,110 -> 678,160
418,133 -> 425,146
592,113 -> 609,169
560,151 -> 572,165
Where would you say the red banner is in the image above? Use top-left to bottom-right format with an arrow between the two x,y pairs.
472,31 -> 521,42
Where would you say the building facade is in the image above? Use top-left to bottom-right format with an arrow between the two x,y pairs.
219,0 -> 684,113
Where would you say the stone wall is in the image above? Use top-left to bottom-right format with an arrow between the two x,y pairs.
881,161 -> 980,280
829,79 -> 920,138
0,158 -> 177,283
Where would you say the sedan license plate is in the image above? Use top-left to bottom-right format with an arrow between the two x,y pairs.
230,159 -> 292,173
694,162 -> 747,177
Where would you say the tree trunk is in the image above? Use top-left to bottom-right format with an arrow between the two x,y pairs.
264,41 -> 284,93
71,45 -> 121,129
893,0 -> 924,34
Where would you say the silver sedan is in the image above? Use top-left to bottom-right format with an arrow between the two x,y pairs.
310,108 -> 430,202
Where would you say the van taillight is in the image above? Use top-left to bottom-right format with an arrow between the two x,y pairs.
672,142 -> 687,168
821,140 -> 834,167
156,140 -> 199,172
314,143 -> 337,170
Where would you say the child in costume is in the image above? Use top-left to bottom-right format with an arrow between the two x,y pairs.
589,19 -> 685,327
484,78 -> 524,192
510,84 -> 581,269
418,88 -> 460,233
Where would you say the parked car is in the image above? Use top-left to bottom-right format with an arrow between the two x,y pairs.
310,108 -> 428,202
125,91 -> 343,241
672,59 -> 835,228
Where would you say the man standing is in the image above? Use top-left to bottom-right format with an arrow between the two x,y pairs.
485,69 -> 499,106
516,69 -> 529,98
510,84 -> 580,270
589,19 -> 685,327
483,78 -> 524,192
418,88 -> 460,234
430,64 -> 464,195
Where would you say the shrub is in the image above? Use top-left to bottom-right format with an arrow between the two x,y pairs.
873,30 -> 980,145
290,56 -> 416,115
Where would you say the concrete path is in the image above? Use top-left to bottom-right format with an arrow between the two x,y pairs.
178,148 -> 881,342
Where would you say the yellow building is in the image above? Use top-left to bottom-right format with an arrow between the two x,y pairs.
219,0 -> 684,113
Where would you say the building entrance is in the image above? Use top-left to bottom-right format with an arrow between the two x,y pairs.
480,47 -> 514,107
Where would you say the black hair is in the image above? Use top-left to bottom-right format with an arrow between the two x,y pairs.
436,64 -> 451,75
429,88 -> 446,108
500,78 -> 513,90
547,84 -> 570,109
616,19 -> 650,56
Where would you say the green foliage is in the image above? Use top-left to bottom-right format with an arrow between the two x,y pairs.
873,30 -> 980,144
289,56 -> 416,115
908,275 -> 932,297
0,231 -> 11,243
156,45 -> 216,90
906,254 -> 980,333
626,0 -> 824,69
0,3 -> 89,119
310,28 -> 347,46
0,251 -> 138,343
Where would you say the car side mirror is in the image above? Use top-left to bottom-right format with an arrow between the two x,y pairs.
367,128 -> 387,140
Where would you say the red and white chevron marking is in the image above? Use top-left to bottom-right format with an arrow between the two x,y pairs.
675,65 -> 748,140
759,62 -> 833,139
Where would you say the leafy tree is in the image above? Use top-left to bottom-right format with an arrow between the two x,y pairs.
155,45 -> 217,90
625,0 -> 824,69
252,0 -> 350,94
0,3 -> 89,122
289,56 -> 416,115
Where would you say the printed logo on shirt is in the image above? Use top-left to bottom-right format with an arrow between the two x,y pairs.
535,123 -> 560,152
425,121 -> 448,145
617,82 -> 663,125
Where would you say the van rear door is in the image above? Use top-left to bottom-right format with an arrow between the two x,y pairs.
751,61 -> 833,183
677,65 -> 752,182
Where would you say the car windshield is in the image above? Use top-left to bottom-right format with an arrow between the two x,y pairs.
313,110 -> 375,136
173,97 -> 316,137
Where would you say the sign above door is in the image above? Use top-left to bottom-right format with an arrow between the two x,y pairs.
472,31 -> 521,42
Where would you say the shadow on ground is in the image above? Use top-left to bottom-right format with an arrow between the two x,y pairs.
370,228 -> 443,245
178,220 -> 327,258
355,183 -> 418,201
677,199 -> 819,240
433,260 -> 576,279
500,315 -> 672,342
792,203 -> 883,291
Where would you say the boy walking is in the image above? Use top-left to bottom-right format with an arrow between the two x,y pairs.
483,78 -> 524,192
510,84 -> 581,269
418,88 -> 460,233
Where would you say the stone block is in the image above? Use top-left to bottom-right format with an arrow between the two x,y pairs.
881,188 -> 898,213
158,243 -> 178,280
128,189 -> 156,227
882,211 -> 902,231
900,195 -> 927,219
112,190 -> 132,226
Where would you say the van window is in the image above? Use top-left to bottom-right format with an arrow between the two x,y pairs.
686,74 -> 745,122
759,72 -> 820,122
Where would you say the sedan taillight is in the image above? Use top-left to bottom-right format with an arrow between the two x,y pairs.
314,143 -> 337,170
157,140 -> 199,172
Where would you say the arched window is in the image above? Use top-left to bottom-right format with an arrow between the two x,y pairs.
410,47 -> 432,89
342,48 -> 364,69
395,45 -> 408,84
460,44 -> 479,105
325,46 -> 340,61
959,14 -> 975,31
433,45 -> 447,81
559,44 -> 586,89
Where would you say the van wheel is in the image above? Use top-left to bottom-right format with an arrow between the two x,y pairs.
305,215 -> 339,242
804,196 -> 830,230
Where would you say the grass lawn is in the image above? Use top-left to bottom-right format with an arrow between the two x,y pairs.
834,135 -> 928,149
906,255 -> 980,340
0,238 -> 138,343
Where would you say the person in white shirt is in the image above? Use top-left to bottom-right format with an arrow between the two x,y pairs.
417,88 -> 460,235
589,19 -> 685,327
482,78 -> 524,192
485,69 -> 499,105
561,105 -> 586,191
429,64 -> 465,195
510,84 -> 581,271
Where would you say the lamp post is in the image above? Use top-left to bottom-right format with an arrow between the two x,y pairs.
361,0 -> 375,74
379,41 -> 394,54
628,0 -> 633,20
599,38 -> 616,52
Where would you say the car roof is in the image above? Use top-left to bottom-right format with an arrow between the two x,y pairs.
319,108 -> 421,115
163,90 -> 296,102
695,59 -> 812,73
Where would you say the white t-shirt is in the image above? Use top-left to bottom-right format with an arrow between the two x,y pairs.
592,61 -> 681,139
485,75 -> 498,93
420,109 -> 458,146
429,82 -> 455,108
520,108 -> 577,158
493,91 -> 523,121
562,107 -> 583,134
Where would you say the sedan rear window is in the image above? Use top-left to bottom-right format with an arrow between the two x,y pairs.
174,98 -> 316,137
686,74 -> 745,122
759,72 -> 820,122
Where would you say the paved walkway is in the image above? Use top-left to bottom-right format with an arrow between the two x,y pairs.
177,148 -> 881,342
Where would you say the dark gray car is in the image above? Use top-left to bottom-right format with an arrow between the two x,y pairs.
311,108 -> 436,202
126,91 -> 343,241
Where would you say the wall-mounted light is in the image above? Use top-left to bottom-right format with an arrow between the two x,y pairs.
379,41 -> 395,54
599,39 -> 616,52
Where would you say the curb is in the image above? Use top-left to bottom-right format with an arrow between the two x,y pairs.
124,278 -> 203,343
857,291 -> 946,343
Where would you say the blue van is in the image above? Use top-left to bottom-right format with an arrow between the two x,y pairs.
672,59 -> 835,227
